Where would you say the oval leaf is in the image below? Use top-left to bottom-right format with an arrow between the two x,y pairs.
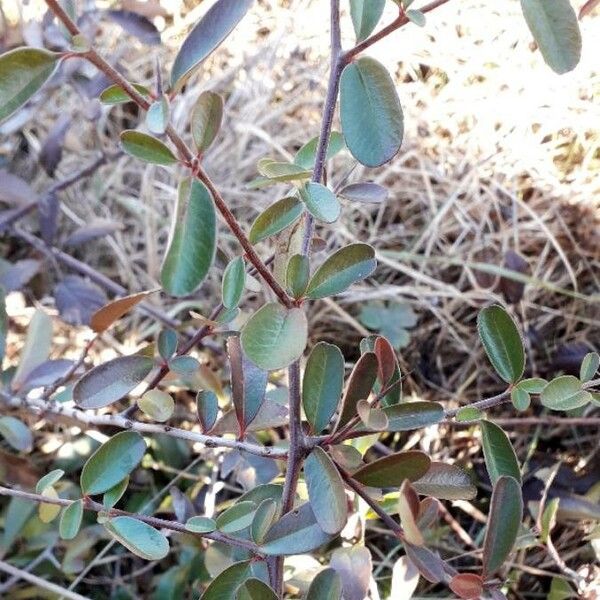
103,477 -> 129,509
191,90 -> 223,153
302,342 -> 344,434
251,499 -> 277,544
349,0 -> 386,42
0,48 -> 59,122
541,375 -> 593,411
449,573 -> 484,600
337,352 -> 378,429
383,401 -> 444,432
236,578 -> 277,600
286,254 -> 310,299
196,390 -> 219,433
59,499 -> 83,540
90,290 -> 156,333
520,0 -> 582,74
80,431 -> 146,495
120,130 -> 177,165
352,451 -> 431,488
38,486 -> 61,523
138,389 -> 174,422
248,197 -> 304,244
580,352 -> 599,383
161,179 -> 217,297
306,568 -> 342,600
216,501 -> 257,533
73,355 -> 154,410
480,420 -> 521,485
477,304 -> 525,383
240,303 -> 308,371
0,416 -> 33,453
99,83 -> 150,105
222,257 -> 245,309
305,447 -> 347,534
146,96 -> 170,134
300,182 -> 341,223
306,243 -> 376,300
294,131 -> 345,169
339,182 -> 388,204
482,476 -> 523,577
185,515 -> 216,533
105,516 -> 169,560
413,462 -> 477,500
171,0 -> 254,89
340,57 -> 404,167
36,469 -> 65,494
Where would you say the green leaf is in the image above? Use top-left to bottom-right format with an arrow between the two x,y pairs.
73,355 -> 154,410
477,304 -> 525,383
413,462 -> 477,500
257,159 -> 312,182
146,95 -> 170,135
580,352 -> 599,383
59,499 -> 83,540
480,420 -> 521,485
260,502 -> 334,555
406,9 -> 426,27
191,90 -> 224,154
169,355 -> 200,376
300,182 -> 341,223
306,568 -> 342,600
517,377 -> 547,393
0,416 -> 33,452
12,309 -> 52,390
236,578 -> 278,600
520,0 -> 581,74
305,447 -> 347,534
302,342 -> 344,434
540,497 -> 560,544
340,57 -> 404,167
339,182 -> 388,204
0,48 -> 59,122
158,328 -> 178,360
455,406 -> 484,422
248,197 -> 304,244
185,516 -> 216,533
286,254 -> 310,299
349,0 -> 386,42
120,130 -> 178,165
511,387 -> 530,411
38,486 -> 61,523
196,389 -> 219,432
251,499 -> 277,543
294,131 -> 345,169
171,0 -> 253,89
161,179 -> 217,296
383,401 -> 444,431
337,352 -> 378,429
138,389 -> 174,422
201,561 -> 254,600
352,451 -> 431,487
99,83 -> 150,105
105,516 -> 169,560
216,501 -> 257,533
36,469 -> 65,494
80,431 -> 146,495
240,303 -> 307,370
222,257 -> 246,309
541,375 -> 592,411
103,476 -> 129,509
482,476 -> 523,577
306,243 -> 376,299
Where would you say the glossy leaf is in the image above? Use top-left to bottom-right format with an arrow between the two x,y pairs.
99,83 -> 150,105
171,0 -> 254,89
73,355 -> 153,410
260,502 -> 333,555
161,179 -> 217,296
105,516 -> 169,560
0,48 -> 59,122
305,447 -> 347,534
520,0 -> 581,74
383,401 -> 444,431
248,197 -> 304,244
340,57 -> 403,167
541,375 -> 592,411
339,182 -> 388,204
352,451 -> 431,487
349,0 -> 386,42
580,352 -> 599,383
294,131 -> 345,169
480,420 -> 521,485
80,431 -> 146,495
477,304 -> 525,383
0,416 -> 33,452
216,501 -> 257,533
222,257 -> 245,309
482,476 -> 523,577
185,515 -> 216,533
330,546 -> 372,600
90,290 -> 155,333
191,91 -> 223,153
337,352 -> 378,429
306,568 -> 342,600
302,342 -> 344,434
103,477 -> 129,509
196,390 -> 219,433
251,499 -> 277,543
36,469 -> 65,494
306,243 -> 376,299
59,499 -> 83,540
240,303 -> 308,370
300,182 -> 341,223
138,389 -> 174,422
286,254 -> 310,299
120,130 -> 177,165
236,578 -> 277,600
413,462 -> 477,500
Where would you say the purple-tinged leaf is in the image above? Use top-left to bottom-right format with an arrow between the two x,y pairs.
403,542 -> 448,584
352,451 -> 431,488
105,10 -> 160,45
0,259 -> 40,291
38,191 -> 59,244
339,182 -> 388,204
330,546 -> 372,600
20,359 -> 74,391
63,219 -> 122,247
39,114 -> 71,177
54,275 -> 107,326
336,351 -> 377,429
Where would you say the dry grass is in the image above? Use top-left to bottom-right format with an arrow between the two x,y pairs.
1,0 -> 599,597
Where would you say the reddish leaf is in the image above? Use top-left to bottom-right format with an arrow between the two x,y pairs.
336,352 -> 377,429
374,336 -> 396,384
449,573 -> 484,599
403,542 -> 448,583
